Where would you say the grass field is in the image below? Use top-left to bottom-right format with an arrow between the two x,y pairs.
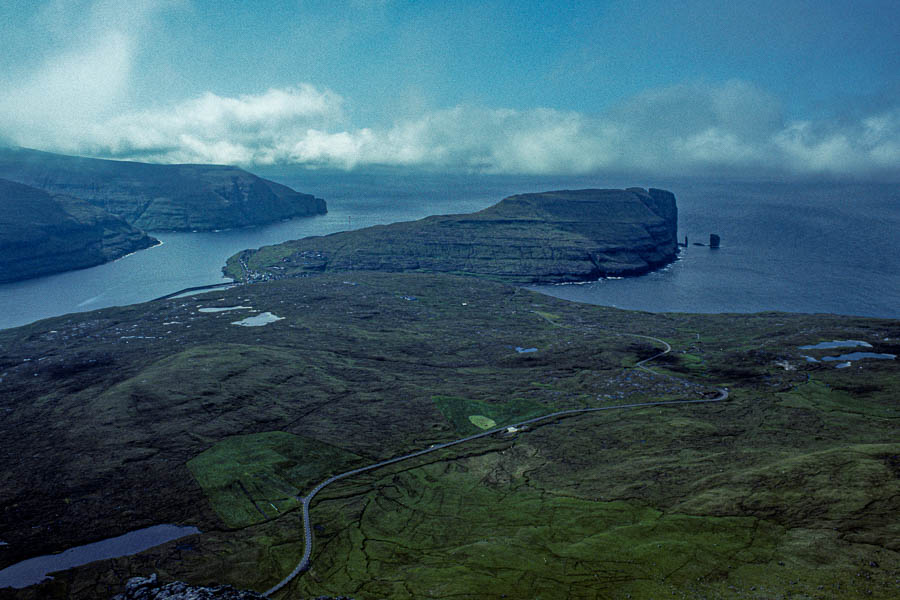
187,432 -> 363,528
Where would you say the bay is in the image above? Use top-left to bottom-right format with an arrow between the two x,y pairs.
530,179 -> 900,318
0,172 -> 897,330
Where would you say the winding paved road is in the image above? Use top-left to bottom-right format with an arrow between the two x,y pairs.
263,333 -> 727,597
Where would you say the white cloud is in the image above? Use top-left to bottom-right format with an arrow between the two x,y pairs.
0,3 -> 895,177
2,71 -> 898,176
83,85 -> 348,164
0,31 -> 134,148
0,0 -> 179,152
772,109 -> 900,174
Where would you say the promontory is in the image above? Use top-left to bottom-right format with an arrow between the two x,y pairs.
0,147 -> 326,232
0,179 -> 159,283
225,187 -> 678,284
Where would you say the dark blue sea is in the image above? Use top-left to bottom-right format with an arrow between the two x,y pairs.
0,172 -> 897,330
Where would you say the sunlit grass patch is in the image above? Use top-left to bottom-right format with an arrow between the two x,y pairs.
467,415 -> 497,429
187,431 -> 362,528
433,395 -> 547,435
533,310 -> 563,324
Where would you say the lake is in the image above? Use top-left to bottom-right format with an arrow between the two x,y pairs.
0,172 -> 897,330
0,524 -> 199,589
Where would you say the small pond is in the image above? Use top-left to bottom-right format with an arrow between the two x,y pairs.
799,340 -> 872,350
231,312 -> 284,326
821,352 -> 896,362
197,306 -> 252,313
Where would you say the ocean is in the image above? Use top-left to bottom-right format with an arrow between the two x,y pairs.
0,172 -> 897,330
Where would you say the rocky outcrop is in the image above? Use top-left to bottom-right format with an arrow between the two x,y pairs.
0,147 -> 326,231
110,574 -> 357,600
226,187 -> 678,284
0,179 -> 159,283
111,574 -> 265,600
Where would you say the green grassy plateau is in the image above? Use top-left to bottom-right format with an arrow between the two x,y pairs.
0,272 -> 897,599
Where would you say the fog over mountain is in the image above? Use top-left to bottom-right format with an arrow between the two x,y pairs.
0,1 -> 897,177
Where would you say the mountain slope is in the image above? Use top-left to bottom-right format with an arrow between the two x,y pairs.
0,147 -> 326,231
0,179 -> 159,283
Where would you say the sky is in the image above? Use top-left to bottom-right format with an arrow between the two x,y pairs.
0,0 -> 898,177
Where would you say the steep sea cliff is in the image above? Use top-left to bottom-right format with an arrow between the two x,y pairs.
226,187 -> 678,284
0,179 -> 158,283
0,147 -> 326,232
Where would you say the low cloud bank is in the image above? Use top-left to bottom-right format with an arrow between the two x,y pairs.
3,80 -> 898,177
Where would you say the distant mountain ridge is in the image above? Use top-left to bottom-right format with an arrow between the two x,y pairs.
0,147 -> 326,231
226,187 -> 678,284
0,179 -> 159,283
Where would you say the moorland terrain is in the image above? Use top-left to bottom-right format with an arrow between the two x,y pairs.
0,269 -> 897,599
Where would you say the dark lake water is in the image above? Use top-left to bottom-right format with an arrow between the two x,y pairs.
0,172 -> 897,329
0,524 -> 199,588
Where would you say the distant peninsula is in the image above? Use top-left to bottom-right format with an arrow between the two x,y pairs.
0,147 -> 326,232
226,187 -> 678,284
0,179 -> 159,283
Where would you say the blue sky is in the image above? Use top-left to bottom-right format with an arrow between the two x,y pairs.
0,0 -> 897,176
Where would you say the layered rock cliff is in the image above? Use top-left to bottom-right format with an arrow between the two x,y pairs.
0,147 -> 326,231
226,187 -> 678,284
0,179 -> 159,283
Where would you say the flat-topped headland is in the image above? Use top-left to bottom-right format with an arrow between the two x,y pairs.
226,187 -> 678,284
